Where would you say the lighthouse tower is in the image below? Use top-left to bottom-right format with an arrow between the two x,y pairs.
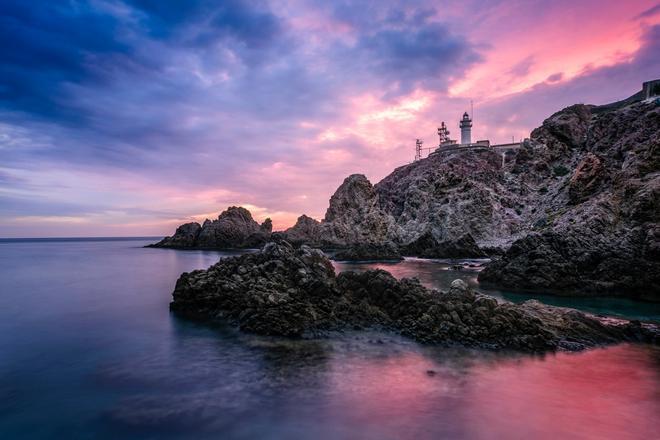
459,112 -> 472,145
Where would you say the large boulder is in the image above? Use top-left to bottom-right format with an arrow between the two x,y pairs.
171,242 -> 658,351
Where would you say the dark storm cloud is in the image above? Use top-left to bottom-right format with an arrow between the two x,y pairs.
0,0 -> 479,176
0,0 -> 287,124
0,1 -> 130,120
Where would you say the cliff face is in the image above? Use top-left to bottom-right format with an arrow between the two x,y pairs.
275,174 -> 402,249
375,148 -> 528,250
152,206 -> 272,249
276,97 -> 658,297
152,93 -> 659,298
479,100 -> 660,300
317,174 -> 402,247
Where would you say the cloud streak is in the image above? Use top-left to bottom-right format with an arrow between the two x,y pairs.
0,0 -> 658,237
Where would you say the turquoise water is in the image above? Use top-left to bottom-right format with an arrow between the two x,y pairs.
0,238 -> 658,439
334,257 -> 660,323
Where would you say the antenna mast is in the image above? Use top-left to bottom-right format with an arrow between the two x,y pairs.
437,122 -> 450,146
415,139 -> 423,161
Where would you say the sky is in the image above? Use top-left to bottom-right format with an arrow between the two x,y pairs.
1,0 -> 659,237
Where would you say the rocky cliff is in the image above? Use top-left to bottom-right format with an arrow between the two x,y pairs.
151,206 -> 272,249
153,91 -> 659,299
279,95 -> 659,298
479,99 -> 660,300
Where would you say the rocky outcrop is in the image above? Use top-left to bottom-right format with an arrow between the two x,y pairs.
402,231 -> 485,259
332,242 -> 403,261
272,215 -> 321,246
151,206 -> 272,249
375,149 -> 524,249
317,174 -> 402,246
171,242 -> 658,351
153,89 -> 658,300
156,222 -> 201,248
276,174 -> 402,249
479,99 -> 660,300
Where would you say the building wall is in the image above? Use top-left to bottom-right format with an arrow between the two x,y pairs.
643,79 -> 660,99
461,127 -> 471,145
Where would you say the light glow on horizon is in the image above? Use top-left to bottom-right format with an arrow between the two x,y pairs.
1,0 -> 659,237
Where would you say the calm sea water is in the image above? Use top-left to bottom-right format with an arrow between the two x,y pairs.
0,238 -> 658,439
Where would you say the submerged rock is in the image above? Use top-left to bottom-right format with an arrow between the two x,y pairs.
332,242 -> 403,261
171,242 -> 658,352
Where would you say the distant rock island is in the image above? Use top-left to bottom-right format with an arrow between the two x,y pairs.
153,83 -> 659,301
149,206 -> 272,249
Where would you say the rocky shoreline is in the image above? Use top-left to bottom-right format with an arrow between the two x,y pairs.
155,90 -> 659,301
171,242 -> 658,352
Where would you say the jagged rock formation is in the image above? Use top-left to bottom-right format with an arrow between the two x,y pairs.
271,215 -> 321,246
277,168 -> 507,257
374,148 -> 527,248
320,174 -> 402,246
171,242 -> 658,351
332,242 -> 403,261
151,206 -> 272,249
277,174 -> 402,248
479,100 -> 660,300
153,89 -> 658,300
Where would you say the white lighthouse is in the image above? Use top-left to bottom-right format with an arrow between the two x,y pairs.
459,112 -> 472,145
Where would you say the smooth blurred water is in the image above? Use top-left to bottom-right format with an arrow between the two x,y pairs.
0,238 -> 658,439
334,258 -> 660,323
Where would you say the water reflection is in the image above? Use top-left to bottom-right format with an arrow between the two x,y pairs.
0,239 -> 658,439
333,258 -> 660,323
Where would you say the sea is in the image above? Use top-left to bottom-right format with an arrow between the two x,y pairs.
0,237 -> 658,439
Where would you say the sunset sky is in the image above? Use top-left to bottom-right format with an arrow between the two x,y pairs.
1,0 -> 659,237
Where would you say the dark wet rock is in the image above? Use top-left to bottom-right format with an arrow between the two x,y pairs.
154,222 -> 202,248
150,206 -> 272,249
332,242 -> 403,261
273,215 -> 322,246
403,231 -> 485,258
171,243 -> 659,352
479,226 -> 660,300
